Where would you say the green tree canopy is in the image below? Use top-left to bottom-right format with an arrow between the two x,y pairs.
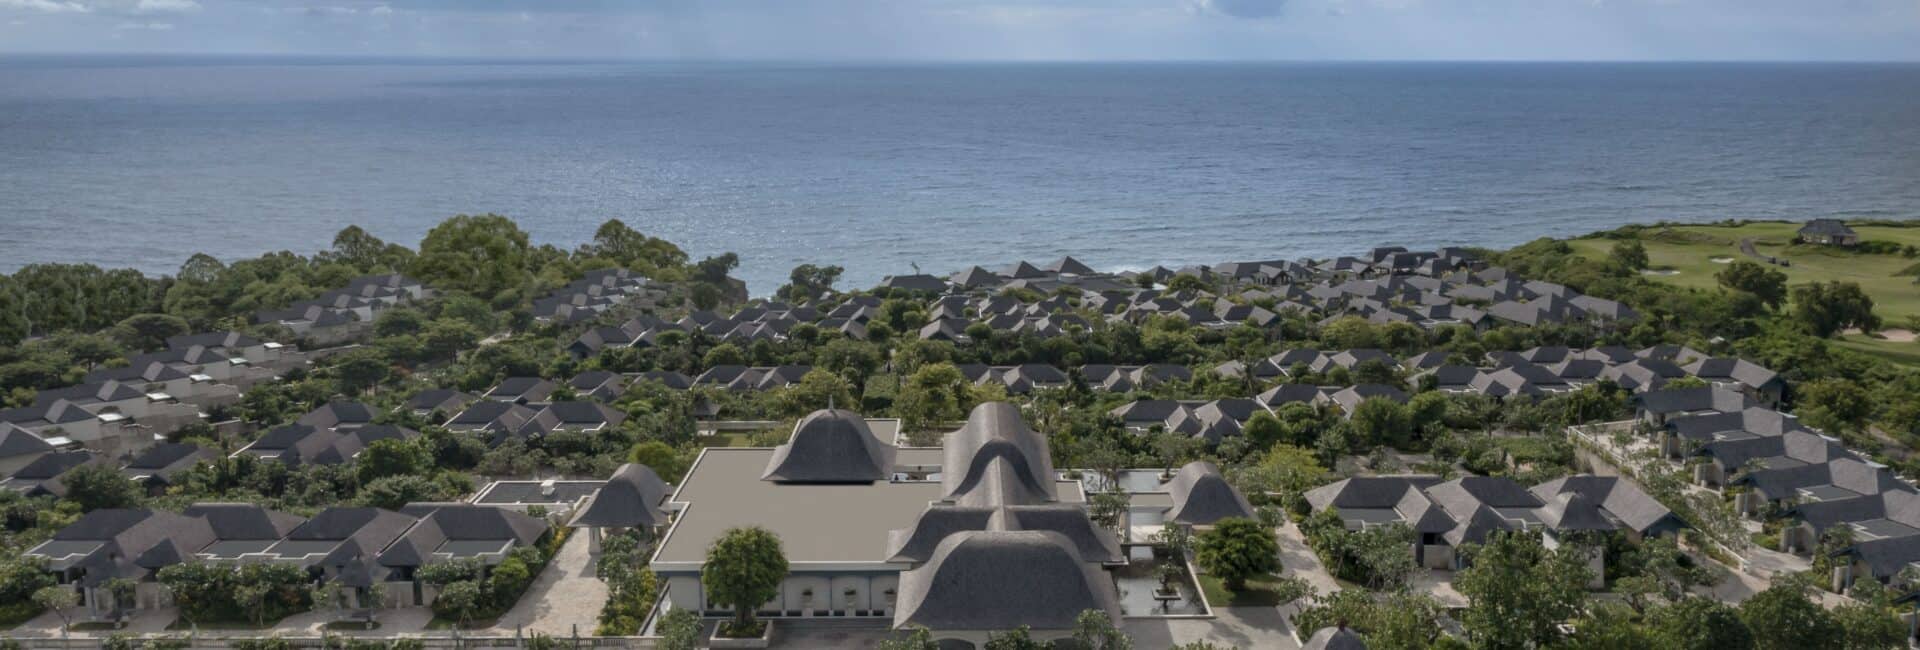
702,526 -> 789,632
1193,517 -> 1280,590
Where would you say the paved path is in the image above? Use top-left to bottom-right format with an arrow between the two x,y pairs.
1276,521 -> 1341,597
11,607 -> 178,638
1126,607 -> 1300,649
484,532 -> 608,637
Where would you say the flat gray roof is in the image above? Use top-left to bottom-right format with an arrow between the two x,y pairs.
652,448 -> 1089,566
654,449 -> 943,565
200,539 -> 276,559
472,480 -> 604,505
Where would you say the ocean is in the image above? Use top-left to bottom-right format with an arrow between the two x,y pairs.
2,57 -> 1918,295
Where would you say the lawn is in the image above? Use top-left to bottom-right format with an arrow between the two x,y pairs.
1197,572 -> 1290,607
700,433 -> 754,448
1567,220 -> 1920,322
1837,333 -> 1920,367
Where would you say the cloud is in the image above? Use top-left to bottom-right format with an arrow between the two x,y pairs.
0,0 -> 91,13
134,0 -> 197,13
1192,0 -> 1289,18
114,19 -> 172,28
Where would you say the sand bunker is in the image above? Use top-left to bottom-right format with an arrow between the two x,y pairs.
1844,328 -> 1917,342
1641,269 -> 1680,276
1709,256 -> 1734,264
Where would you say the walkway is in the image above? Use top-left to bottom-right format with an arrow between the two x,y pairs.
484,531 -> 608,637
1276,521 -> 1341,596
1126,607 -> 1300,649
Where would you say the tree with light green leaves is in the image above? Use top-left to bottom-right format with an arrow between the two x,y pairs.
1071,609 -> 1131,650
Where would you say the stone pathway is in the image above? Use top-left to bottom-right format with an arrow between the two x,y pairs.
483,531 -> 608,637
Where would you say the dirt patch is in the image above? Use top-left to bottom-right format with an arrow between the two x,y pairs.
1844,328 -> 1917,342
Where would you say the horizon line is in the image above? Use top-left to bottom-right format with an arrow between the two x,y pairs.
4,52 -> 1920,66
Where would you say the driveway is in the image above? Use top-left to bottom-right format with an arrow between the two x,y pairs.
484,531 -> 608,637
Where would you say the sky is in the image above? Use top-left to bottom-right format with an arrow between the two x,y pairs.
1,0 -> 1918,61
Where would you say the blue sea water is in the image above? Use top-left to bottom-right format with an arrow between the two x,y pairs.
1,57 -> 1918,294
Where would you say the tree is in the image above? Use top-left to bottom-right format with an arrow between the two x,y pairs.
1832,600 -> 1904,650
1611,240 -> 1650,273
656,607 -> 704,650
1193,517 -> 1280,590
1792,280 -> 1879,337
1454,531 -> 1592,650
693,253 -> 740,286
628,441 -> 691,482
778,264 -> 844,302
1648,597 -> 1752,650
33,585 -> 78,630
110,313 -> 190,351
588,219 -> 689,274
983,627 -> 1048,650
1716,260 -> 1788,309
60,463 -> 144,511
1349,398 -> 1413,448
878,626 -> 939,650
1072,609 -> 1132,650
1738,584 -> 1842,650
411,214 -> 531,302
894,362 -> 970,432
776,370 -> 855,417
331,350 -> 391,395
326,225 -> 413,272
421,319 -> 480,361
1088,492 -> 1130,535
1797,378 -> 1873,433
433,580 -> 484,629
356,438 -> 431,484
1242,411 -> 1285,450
360,474 -> 458,510
702,526 -> 788,635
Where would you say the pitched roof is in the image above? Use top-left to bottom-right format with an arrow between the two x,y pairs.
181,503 -> 308,540
1303,626 -> 1369,650
569,463 -> 672,528
892,530 -> 1120,632
1531,475 -> 1679,534
0,423 -> 55,458
1163,461 -> 1256,525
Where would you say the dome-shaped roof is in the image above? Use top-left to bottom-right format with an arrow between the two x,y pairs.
761,409 -> 896,483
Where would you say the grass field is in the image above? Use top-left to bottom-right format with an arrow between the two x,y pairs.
1565,220 -> 1920,322
1197,572 -> 1291,607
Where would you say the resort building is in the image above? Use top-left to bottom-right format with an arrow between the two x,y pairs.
646,402 -> 1246,645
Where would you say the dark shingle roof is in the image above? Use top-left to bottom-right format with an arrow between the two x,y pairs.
568,463 -> 672,529
942,403 -> 1058,507
761,409 -> 896,483
892,530 -> 1119,632
1164,461 -> 1257,525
